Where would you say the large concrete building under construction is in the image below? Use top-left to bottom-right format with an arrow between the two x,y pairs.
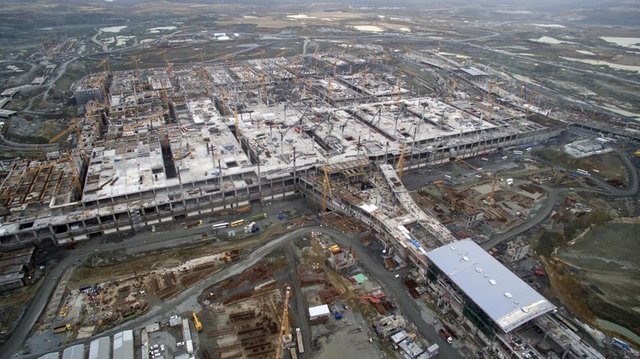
0,54 -> 562,251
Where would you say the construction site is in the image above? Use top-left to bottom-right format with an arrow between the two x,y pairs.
2,48 -> 640,359
0,52 -> 563,249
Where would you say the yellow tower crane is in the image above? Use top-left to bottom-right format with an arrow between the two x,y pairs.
49,118 -> 90,164
129,56 -> 141,76
156,49 -> 173,74
160,87 -> 169,111
49,119 -> 81,145
486,174 -> 499,205
96,57 -> 110,73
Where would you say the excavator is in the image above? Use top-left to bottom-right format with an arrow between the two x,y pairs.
192,311 -> 203,332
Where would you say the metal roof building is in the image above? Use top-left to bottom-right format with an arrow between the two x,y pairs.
89,337 -> 111,359
426,239 -> 555,333
62,344 -> 84,359
113,330 -> 134,359
308,304 -> 330,320
38,353 -> 59,359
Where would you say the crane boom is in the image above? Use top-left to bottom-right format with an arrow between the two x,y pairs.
49,119 -> 79,144
274,285 -> 292,359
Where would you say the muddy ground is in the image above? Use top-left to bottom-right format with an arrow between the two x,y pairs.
554,222 -> 640,344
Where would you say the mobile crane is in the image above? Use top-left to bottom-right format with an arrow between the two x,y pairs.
274,285 -> 292,359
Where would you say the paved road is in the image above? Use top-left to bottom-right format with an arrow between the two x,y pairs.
331,235 -> 465,359
0,132 -> 59,151
11,145 -> 634,357
90,29 -> 108,53
4,243 -> 92,359
482,149 -> 639,250
10,226 -> 322,359
42,56 -> 79,102
285,244 -> 311,359
5,199 -> 313,358
13,225 -> 465,359
4,224 -> 228,359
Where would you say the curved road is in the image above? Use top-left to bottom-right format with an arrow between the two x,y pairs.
42,56 -> 79,103
5,226 -> 326,358
10,148 -> 636,357
4,226 -> 233,359
0,132 -> 59,151
482,149 -> 638,250
10,225 -> 465,359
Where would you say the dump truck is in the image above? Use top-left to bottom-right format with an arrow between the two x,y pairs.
185,220 -> 203,229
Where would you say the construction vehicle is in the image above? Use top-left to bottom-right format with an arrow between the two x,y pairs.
274,285 -> 292,359
192,311 -> 203,332
235,205 -> 252,214
185,220 -> 203,229
52,323 -> 73,334
295,327 -> 304,354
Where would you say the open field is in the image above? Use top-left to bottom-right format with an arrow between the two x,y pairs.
0,278 -> 43,337
68,224 -> 288,287
553,222 -> 640,344
535,147 -> 628,185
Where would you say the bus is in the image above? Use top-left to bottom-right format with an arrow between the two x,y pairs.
612,337 -> 630,351
211,222 -> 229,230
230,219 -> 245,228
